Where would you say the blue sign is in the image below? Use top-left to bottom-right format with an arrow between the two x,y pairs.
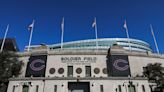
26,55 -> 47,77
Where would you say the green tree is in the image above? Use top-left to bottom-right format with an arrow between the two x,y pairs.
0,52 -> 23,92
143,63 -> 164,92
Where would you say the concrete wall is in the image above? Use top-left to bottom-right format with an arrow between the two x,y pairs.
46,55 -> 107,78
7,79 -> 151,92
7,80 -> 44,92
18,53 -> 164,78
18,56 -> 29,77
8,50 -> 164,92
129,56 -> 164,77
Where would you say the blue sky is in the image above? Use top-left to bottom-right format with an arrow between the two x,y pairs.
0,0 -> 164,53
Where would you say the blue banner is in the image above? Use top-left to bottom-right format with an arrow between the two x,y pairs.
25,55 -> 47,77
110,55 -> 130,77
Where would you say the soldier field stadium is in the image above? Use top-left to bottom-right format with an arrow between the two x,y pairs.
2,38 -> 164,92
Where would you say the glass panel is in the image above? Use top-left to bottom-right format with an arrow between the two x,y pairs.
54,85 -> 57,92
142,85 -> 145,92
118,85 -> 121,92
12,86 -> 15,92
68,66 -> 73,77
22,85 -> 29,92
128,85 -> 136,92
85,66 -> 91,77
36,85 -> 39,92
100,85 -> 104,92
72,90 -> 84,92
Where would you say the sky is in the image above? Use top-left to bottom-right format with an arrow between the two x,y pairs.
0,0 -> 164,53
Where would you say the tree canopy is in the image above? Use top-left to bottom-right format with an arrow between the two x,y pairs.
143,63 -> 164,91
0,52 -> 23,92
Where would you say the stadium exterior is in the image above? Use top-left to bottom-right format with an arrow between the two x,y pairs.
7,38 -> 164,92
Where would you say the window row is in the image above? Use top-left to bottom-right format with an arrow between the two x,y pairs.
12,84 -> 148,92
117,84 -> 146,92
12,85 -> 39,92
49,66 -> 108,76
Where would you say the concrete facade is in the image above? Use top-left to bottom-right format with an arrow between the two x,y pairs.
8,78 -> 151,92
7,48 -> 164,92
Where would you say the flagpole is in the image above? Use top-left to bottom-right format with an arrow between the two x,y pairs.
124,20 -> 131,51
28,20 -> 35,52
150,24 -> 159,54
0,24 -> 9,52
94,17 -> 98,50
61,17 -> 64,50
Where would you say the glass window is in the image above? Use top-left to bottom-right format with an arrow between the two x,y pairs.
12,86 -> 15,92
68,66 -> 73,77
85,66 -> 91,77
118,85 -> 122,92
22,85 -> 29,92
128,85 -> 136,92
100,85 -> 104,92
36,85 -> 39,92
54,85 -> 57,92
142,85 -> 145,92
